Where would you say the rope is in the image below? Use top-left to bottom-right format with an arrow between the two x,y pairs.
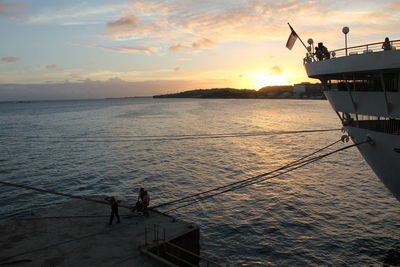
2,129 -> 340,143
19,215 -> 134,220
162,139 -> 369,213
152,139 -> 342,209
0,136 -> 367,216
0,137 -> 364,214
0,136 -> 369,263
0,181 -> 133,209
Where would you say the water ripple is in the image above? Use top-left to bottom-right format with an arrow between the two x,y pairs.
0,98 -> 399,266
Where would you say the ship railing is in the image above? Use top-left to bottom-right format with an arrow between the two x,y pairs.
344,115 -> 400,135
142,224 -> 223,266
160,242 -> 224,267
304,39 -> 400,63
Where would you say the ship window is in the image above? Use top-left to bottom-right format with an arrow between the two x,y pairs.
323,80 -> 341,90
342,112 -> 400,134
382,72 -> 399,92
366,74 -> 382,91
323,73 -> 386,92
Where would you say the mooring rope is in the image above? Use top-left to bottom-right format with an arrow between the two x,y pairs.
0,134 -> 371,265
0,181 -> 132,209
0,136 -> 369,215
162,139 -> 369,213
2,129 -> 340,143
152,139 -> 342,209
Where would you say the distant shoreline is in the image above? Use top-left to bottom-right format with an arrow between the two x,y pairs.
0,85 -> 326,102
153,86 -> 325,100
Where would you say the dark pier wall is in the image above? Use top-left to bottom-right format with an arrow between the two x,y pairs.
150,226 -> 200,266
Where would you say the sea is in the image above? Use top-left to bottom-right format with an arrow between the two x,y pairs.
0,98 -> 399,266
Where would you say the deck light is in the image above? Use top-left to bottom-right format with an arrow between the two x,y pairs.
308,38 -> 314,54
342,26 -> 350,56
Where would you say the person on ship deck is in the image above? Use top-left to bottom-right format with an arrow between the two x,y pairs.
315,42 -> 329,60
382,37 -> 392,51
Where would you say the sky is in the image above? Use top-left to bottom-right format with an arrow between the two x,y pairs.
0,0 -> 399,100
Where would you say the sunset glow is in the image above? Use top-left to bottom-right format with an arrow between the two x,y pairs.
252,72 -> 290,89
0,0 -> 399,100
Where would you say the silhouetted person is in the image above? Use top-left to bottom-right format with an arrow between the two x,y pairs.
132,187 -> 145,212
142,190 -> 150,217
106,197 -> 120,225
382,37 -> 391,51
322,47 -> 330,59
315,47 -> 323,61
317,42 -> 329,60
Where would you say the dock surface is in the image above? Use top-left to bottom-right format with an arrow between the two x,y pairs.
0,198 -> 199,266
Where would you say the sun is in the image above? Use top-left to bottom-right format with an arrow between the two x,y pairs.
252,72 -> 290,89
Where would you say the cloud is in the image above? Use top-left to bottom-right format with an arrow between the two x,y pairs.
192,38 -> 215,49
104,0 -> 310,52
169,38 -> 216,52
99,0 -> 400,55
70,73 -> 82,79
2,56 -> 20,62
0,2 -> 25,19
77,43 -> 158,54
104,18 -> 165,41
271,65 -> 282,75
168,43 -> 186,52
27,4 -> 116,25
46,64 -> 59,69
176,57 -> 192,61
107,15 -> 139,30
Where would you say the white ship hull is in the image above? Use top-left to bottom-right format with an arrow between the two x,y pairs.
344,125 -> 400,201
303,39 -> 400,202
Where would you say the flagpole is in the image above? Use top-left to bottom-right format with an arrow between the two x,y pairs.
287,23 -> 309,52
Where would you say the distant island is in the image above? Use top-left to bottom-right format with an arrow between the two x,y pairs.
153,84 -> 325,99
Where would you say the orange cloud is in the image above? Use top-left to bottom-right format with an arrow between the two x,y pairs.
46,64 -> 59,69
169,38 -> 216,52
105,0 -> 310,52
77,43 -> 158,54
192,38 -> 215,49
169,43 -> 186,52
271,65 -> 282,75
0,2 -> 25,19
106,15 -> 139,30
2,56 -> 20,62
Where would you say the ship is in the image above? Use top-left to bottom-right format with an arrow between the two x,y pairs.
303,32 -> 400,201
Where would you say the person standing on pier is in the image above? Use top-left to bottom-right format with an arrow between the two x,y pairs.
106,197 -> 121,225
132,188 -> 145,212
142,190 -> 150,217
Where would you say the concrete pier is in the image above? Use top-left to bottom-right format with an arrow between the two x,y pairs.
0,198 -> 200,266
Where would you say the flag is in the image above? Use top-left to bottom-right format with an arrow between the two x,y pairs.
286,29 -> 298,50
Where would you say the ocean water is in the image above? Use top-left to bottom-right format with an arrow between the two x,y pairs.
0,98 -> 399,266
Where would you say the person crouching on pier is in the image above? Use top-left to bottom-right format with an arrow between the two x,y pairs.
106,197 -> 121,225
